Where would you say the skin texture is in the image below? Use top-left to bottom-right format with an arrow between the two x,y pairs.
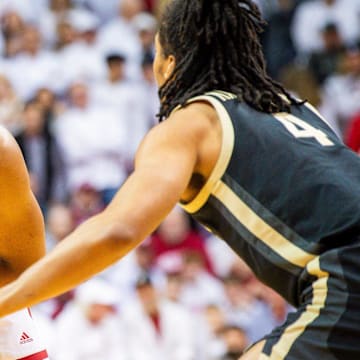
0,35 -> 264,359
0,127 -> 45,360
0,127 -> 45,286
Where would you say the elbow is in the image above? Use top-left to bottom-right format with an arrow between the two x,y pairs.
102,222 -> 140,250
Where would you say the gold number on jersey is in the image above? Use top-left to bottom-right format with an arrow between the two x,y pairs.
274,113 -> 334,147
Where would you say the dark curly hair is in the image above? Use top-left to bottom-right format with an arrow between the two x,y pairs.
157,0 -> 300,121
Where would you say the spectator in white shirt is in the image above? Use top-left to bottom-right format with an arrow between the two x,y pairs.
91,53 -> 153,164
100,240 -> 166,302
0,73 -> 23,134
0,0 -> 44,24
54,82 -> 128,202
4,25 -> 61,100
132,12 -> 157,61
53,278 -> 127,360
122,274 -> 196,360
222,275 -> 277,344
97,0 -> 145,80
37,0 -> 73,49
72,0 -> 120,23
291,0 -> 360,54
0,10 -> 25,59
179,252 -> 226,313
59,9 -> 106,89
320,50 -> 360,136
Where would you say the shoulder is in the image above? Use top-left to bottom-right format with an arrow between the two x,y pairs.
0,126 -> 27,178
138,102 -> 217,155
0,126 -> 20,161
153,101 -> 218,139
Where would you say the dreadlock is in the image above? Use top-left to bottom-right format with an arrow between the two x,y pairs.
157,0 -> 300,121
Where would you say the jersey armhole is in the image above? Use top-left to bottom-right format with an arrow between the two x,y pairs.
179,93 -> 235,213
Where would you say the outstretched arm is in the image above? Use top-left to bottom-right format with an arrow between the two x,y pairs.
0,128 -> 46,287
0,108 -> 206,316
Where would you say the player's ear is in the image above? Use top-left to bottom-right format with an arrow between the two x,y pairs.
164,55 -> 176,80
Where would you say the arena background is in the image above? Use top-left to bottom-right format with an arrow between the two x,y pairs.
0,0 -> 360,358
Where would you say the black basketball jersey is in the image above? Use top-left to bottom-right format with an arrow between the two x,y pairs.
180,90 -> 360,306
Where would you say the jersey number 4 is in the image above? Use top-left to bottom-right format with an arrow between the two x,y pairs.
274,113 -> 334,147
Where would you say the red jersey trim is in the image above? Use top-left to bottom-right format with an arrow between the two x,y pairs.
17,350 -> 48,360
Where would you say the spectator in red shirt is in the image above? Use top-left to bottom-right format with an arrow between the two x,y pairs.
150,206 -> 214,274
346,112 -> 360,153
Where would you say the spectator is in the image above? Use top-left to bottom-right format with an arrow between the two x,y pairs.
150,206 -> 214,274
122,274 -> 196,360
219,325 -> 249,360
97,0 -> 145,79
0,11 -> 25,58
34,87 -> 63,123
15,100 -> 66,211
262,0 -> 297,78
0,73 -> 23,133
0,9 -> 24,40
163,271 -> 184,303
34,204 -> 75,323
54,82 -> 128,203
291,0 -> 360,54
90,52 -> 127,109
205,234 -> 238,278
308,22 -> 347,86
54,19 -> 76,50
60,9 -> 105,87
4,25 -> 61,100
38,0 -> 73,48
45,204 -> 75,250
180,252 -> 226,312
133,12 -> 157,60
53,278 -> 126,360
90,52 -> 152,164
201,304 -> 228,359
100,240 -> 166,299
69,183 -> 105,226
321,49 -> 360,136
222,275 -> 276,343
0,0 -> 43,23
72,0 -> 119,23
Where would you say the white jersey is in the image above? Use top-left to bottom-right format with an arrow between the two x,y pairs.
0,308 -> 48,360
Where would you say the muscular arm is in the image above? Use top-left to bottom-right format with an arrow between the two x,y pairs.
0,128 -> 45,287
0,107 -> 213,316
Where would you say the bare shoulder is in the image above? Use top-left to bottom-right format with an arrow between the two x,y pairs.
136,101 -> 221,200
170,101 -> 218,133
144,101 -> 218,144
0,126 -> 16,150
0,126 -> 20,161
0,126 -> 28,186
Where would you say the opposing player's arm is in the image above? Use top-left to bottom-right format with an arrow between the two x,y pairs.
0,107 -> 208,316
0,128 -> 46,287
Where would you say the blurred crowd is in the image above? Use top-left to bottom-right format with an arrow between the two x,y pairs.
1,0 -> 360,359
259,0 -> 360,145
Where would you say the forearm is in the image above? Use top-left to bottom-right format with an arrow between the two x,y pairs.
0,213 -> 139,317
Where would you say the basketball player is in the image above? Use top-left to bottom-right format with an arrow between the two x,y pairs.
0,127 -> 48,359
0,1 -> 360,359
